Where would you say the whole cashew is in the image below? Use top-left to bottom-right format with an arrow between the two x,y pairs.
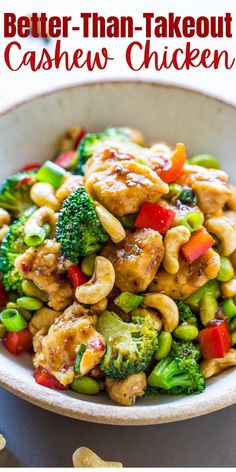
143,293 -> 179,332
30,182 -> 60,211
95,202 -> 126,243
201,349 -> 236,379
205,216 -> 236,256
131,307 -> 162,332
25,206 -> 57,239
73,447 -> 123,468
163,226 -> 191,274
75,256 -> 115,304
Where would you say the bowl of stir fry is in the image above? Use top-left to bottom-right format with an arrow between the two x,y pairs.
0,81 -> 236,425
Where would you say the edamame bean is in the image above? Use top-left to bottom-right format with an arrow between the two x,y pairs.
154,331 -> 172,360
81,253 -> 96,276
217,257 -> 234,282
6,302 -> 18,309
173,323 -> 199,341
189,154 -> 221,169
199,295 -> 218,327
22,280 -> 48,302
17,296 -> 43,311
71,376 -> 100,395
222,298 -> 236,318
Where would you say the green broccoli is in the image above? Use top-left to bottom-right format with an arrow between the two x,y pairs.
147,340 -> 205,395
97,311 -> 158,380
176,300 -> 198,325
73,127 -> 129,175
0,216 -> 28,294
0,172 -> 35,218
56,187 -> 108,263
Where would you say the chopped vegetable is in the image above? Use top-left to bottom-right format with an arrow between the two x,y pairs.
217,257 -> 234,282
68,266 -> 89,291
0,172 -> 35,218
186,280 -> 221,311
222,298 -> 236,318
114,292 -> 143,314
54,151 -> 76,170
20,163 -> 41,172
178,186 -> 198,206
189,154 -> 221,169
36,160 -> 66,189
180,228 -> 215,264
33,366 -> 68,390
135,202 -> 176,234
3,327 -> 32,355
180,211 -> 202,233
0,308 -> 27,332
157,143 -> 187,184
74,343 -> 87,374
198,319 -> 231,359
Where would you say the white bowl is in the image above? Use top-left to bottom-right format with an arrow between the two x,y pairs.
0,81 -> 236,425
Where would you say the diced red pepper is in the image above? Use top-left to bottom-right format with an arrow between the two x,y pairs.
180,228 -> 215,264
74,128 -> 86,149
198,319 -> 231,360
157,143 -> 187,184
3,328 -> 32,356
0,282 -> 8,309
135,202 -> 176,234
33,366 -> 68,390
54,151 -> 76,170
20,163 -> 41,172
68,266 -> 89,291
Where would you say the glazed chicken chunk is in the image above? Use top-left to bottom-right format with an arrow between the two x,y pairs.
33,303 -> 106,386
85,161 -> 168,216
14,239 -> 73,311
84,141 -> 137,177
177,164 -> 232,215
105,372 -> 147,406
149,248 -> 220,299
102,228 -> 164,293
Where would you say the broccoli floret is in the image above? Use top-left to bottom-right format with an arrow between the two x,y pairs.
73,127 -> 134,175
97,311 -> 158,379
0,216 -> 28,294
0,172 -> 35,218
148,340 -> 205,395
176,300 -> 198,325
56,187 -> 108,263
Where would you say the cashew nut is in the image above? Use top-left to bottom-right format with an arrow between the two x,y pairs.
0,434 -> 6,451
163,226 -> 191,274
131,308 -> 162,332
201,349 -> 236,379
30,182 -> 60,211
94,202 -> 126,243
205,216 -> 236,256
25,206 -> 57,240
73,447 -> 123,468
75,256 -> 115,304
143,293 -> 179,332
221,277 -> 236,298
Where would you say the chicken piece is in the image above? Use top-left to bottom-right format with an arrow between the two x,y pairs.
224,210 -> 236,226
105,372 -> 147,406
201,349 -> 236,379
84,141 -> 136,177
149,249 -> 220,299
176,165 -> 232,215
29,307 -> 62,335
33,302 -> 106,385
56,173 -> 84,203
14,239 -> 73,311
102,229 -> 164,293
85,161 -> 168,217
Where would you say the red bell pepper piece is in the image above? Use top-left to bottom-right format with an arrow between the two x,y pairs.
20,163 -> 41,172
3,328 -> 32,356
0,282 -> 8,309
34,366 -> 68,390
198,319 -> 231,360
74,128 -> 86,149
54,151 -> 76,170
135,202 -> 176,234
158,143 -> 187,184
68,266 -> 89,291
180,228 -> 215,264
